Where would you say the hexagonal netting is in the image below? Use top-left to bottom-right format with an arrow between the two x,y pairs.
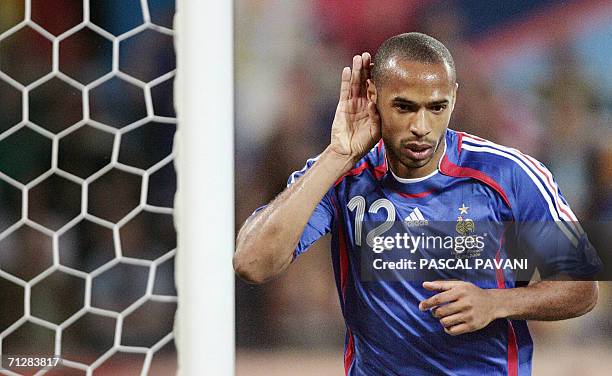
0,0 -> 177,374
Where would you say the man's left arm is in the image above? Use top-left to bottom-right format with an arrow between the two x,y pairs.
419,280 -> 598,336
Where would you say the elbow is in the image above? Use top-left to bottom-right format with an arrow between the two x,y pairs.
233,222 -> 293,284
573,281 -> 599,318
232,247 -> 272,285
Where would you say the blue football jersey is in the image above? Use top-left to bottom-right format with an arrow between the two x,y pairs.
283,129 -> 600,376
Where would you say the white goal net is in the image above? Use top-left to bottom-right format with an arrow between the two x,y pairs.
0,0 -> 179,374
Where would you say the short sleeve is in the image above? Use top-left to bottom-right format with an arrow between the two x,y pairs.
510,160 -> 601,279
253,155 -> 336,260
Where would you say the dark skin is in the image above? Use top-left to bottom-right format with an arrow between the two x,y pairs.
234,53 -> 599,335
419,279 -> 598,335
366,57 -> 456,178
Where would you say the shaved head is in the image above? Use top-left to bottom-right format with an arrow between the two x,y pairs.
372,32 -> 456,86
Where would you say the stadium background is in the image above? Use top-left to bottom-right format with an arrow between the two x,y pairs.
235,0 -> 611,375
0,0 -> 610,375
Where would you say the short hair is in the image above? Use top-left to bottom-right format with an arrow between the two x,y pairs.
372,32 -> 456,85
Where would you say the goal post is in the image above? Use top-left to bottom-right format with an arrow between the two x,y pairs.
174,1 -> 235,375
0,0 -> 233,374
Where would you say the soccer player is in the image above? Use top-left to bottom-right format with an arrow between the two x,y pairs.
233,33 -> 600,375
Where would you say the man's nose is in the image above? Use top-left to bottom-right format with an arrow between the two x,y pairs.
409,109 -> 430,137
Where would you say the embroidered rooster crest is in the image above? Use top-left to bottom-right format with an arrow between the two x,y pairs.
456,218 -> 475,235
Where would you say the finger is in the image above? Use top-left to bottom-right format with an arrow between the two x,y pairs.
360,52 -> 371,93
339,66 -> 351,101
439,313 -> 466,328
444,323 -> 472,336
363,52 -> 372,79
423,280 -> 463,292
431,301 -> 468,318
419,289 -> 460,311
350,55 -> 362,99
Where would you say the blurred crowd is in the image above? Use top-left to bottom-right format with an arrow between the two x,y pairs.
235,0 -> 612,359
0,0 -> 177,371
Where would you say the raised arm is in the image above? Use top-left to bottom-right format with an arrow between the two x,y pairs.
233,53 -> 381,284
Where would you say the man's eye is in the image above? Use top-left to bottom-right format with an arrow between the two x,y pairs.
395,104 -> 415,112
431,105 -> 447,113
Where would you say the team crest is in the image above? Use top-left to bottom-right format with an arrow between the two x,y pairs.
453,203 -> 483,258
455,203 -> 475,235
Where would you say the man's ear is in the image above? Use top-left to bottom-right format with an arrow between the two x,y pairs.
367,79 -> 377,103
450,82 -> 459,111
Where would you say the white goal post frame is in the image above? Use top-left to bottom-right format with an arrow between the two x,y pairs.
174,1 -> 234,376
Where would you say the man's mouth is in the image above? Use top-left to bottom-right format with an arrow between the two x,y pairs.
402,142 -> 434,161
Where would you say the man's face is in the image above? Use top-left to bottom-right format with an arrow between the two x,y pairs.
368,58 -> 457,177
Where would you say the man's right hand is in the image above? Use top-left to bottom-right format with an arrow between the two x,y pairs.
330,53 -> 381,166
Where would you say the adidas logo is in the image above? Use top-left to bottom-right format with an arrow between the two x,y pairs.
404,208 -> 428,227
